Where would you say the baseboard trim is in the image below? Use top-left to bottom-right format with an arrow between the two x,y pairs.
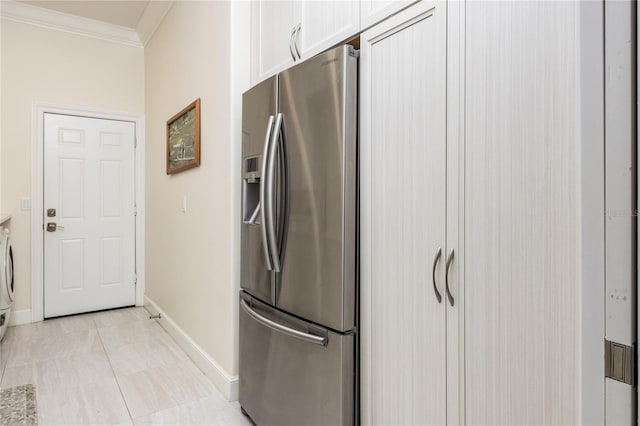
8,309 -> 32,326
144,295 -> 238,401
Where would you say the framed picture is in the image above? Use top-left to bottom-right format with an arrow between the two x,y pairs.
166,98 -> 201,174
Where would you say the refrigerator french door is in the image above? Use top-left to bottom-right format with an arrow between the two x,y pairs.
240,45 -> 358,426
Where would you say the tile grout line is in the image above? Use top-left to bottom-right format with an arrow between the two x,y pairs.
94,315 -> 138,425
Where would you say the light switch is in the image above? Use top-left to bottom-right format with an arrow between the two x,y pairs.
182,195 -> 187,213
21,197 -> 31,211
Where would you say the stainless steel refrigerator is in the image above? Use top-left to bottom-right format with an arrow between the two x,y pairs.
239,45 -> 358,426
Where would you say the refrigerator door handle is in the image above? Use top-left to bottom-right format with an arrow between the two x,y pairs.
241,299 -> 327,346
266,113 -> 284,272
260,116 -> 275,271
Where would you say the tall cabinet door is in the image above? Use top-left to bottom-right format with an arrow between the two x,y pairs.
463,2 -> 582,424
360,2 -> 447,424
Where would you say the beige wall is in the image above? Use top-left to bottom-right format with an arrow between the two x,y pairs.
0,18 -> 4,213
0,17 -> 3,214
0,19 -> 144,311
1,0 -> 244,380
144,1 -> 236,375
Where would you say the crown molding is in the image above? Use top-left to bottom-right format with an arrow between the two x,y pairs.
136,1 -> 174,46
0,0 -> 143,48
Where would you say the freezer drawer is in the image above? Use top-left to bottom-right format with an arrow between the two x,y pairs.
239,292 -> 354,426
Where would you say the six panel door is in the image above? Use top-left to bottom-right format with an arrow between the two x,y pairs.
44,113 -> 136,318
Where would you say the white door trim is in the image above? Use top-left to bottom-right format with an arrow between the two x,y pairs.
31,103 -> 145,323
603,1 -> 636,423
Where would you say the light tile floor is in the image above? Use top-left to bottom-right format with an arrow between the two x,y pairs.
0,307 -> 253,425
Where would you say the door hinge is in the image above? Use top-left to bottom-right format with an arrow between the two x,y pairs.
134,205 -> 138,216
134,274 -> 137,285
605,339 -> 635,386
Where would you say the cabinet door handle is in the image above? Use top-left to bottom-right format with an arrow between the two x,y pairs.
293,23 -> 302,59
289,26 -> 296,61
445,248 -> 455,306
432,247 -> 442,303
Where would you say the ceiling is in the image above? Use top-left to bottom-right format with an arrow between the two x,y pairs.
19,0 -> 151,28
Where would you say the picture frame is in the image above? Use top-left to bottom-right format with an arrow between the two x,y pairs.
166,98 -> 201,174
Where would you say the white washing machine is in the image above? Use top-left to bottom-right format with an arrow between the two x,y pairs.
0,227 -> 14,340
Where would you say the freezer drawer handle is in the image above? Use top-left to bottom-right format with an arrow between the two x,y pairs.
241,299 -> 327,346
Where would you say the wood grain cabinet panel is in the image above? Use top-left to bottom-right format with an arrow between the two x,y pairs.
360,1 -> 583,424
360,2 -> 447,424
463,2 -> 580,423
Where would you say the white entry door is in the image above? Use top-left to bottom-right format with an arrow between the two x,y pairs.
44,113 -> 136,318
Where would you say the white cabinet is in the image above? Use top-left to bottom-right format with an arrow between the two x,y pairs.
360,2 -> 447,424
361,0 -> 584,424
298,1 -> 360,59
360,0 -> 419,30
250,0 -> 360,84
250,1 -> 297,84
462,1 -> 581,423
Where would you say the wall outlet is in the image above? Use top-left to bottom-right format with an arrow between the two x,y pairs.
21,197 -> 31,211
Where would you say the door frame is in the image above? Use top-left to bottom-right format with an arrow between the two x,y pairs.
603,0 -> 637,423
31,103 -> 145,322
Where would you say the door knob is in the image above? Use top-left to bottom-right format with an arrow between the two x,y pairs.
46,223 -> 64,232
